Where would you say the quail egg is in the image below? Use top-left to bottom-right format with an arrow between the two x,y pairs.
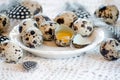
55,25 -> 74,47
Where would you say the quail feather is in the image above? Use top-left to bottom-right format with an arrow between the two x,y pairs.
23,61 -> 37,71
0,35 -> 9,44
7,5 -> 32,20
65,2 -> 91,19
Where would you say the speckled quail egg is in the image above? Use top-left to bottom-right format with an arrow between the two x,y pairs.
33,13 -> 51,27
40,21 -> 59,41
73,18 -> 94,37
100,38 -> 120,61
21,27 -> 43,48
0,35 -> 9,57
54,11 -> 78,28
21,0 -> 43,15
1,41 -> 23,63
55,25 -> 74,47
94,5 -> 119,24
72,33 -> 94,48
0,14 -> 10,33
18,18 -> 38,34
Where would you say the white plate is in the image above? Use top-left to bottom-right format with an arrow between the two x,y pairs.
9,25 -> 104,59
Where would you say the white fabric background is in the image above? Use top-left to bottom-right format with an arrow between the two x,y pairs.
0,0 -> 120,80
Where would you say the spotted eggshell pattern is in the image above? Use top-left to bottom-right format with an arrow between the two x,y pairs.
55,39 -> 71,47
1,41 -> 23,63
100,38 -> 120,61
33,13 -> 51,27
73,18 -> 93,37
21,0 -> 43,15
18,18 -> 38,34
0,35 -> 9,57
94,5 -> 119,24
21,27 -> 43,48
54,11 -> 78,28
40,21 -> 58,41
0,14 -> 10,33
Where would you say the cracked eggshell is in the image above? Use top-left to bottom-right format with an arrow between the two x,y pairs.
55,25 -> 74,47
72,27 -> 97,48
72,33 -> 93,48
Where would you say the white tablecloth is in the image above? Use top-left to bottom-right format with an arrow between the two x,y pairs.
0,0 -> 120,80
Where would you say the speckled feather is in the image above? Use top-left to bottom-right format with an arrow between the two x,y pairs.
23,61 -> 37,71
0,35 -> 9,44
0,0 -> 21,14
7,5 -> 32,20
65,2 -> 91,18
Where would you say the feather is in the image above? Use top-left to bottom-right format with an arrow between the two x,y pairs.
65,2 -> 90,18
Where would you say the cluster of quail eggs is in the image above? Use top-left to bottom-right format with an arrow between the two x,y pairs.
16,10 -> 94,48
0,35 -> 23,63
32,11 -> 94,47
0,13 -> 23,63
0,0 -> 120,62
94,5 -> 120,61
53,11 -> 94,47
0,0 -> 43,63
65,3 -> 120,61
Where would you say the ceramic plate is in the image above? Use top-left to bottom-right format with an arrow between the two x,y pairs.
9,25 -> 104,59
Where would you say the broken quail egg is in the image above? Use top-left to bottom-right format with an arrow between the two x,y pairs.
72,33 -> 94,48
55,25 -> 74,47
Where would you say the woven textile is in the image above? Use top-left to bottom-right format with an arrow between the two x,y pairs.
0,51 -> 120,80
0,0 -> 120,80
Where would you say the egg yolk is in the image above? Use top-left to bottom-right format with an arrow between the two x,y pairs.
56,31 -> 73,43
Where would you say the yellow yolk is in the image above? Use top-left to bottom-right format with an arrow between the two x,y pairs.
56,31 -> 73,43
